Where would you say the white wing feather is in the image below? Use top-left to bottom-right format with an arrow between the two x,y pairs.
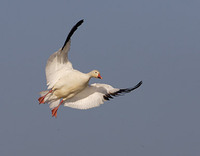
45,20 -> 84,89
45,41 -> 72,89
63,83 -> 119,109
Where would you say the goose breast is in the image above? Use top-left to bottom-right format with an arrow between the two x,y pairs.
53,70 -> 90,99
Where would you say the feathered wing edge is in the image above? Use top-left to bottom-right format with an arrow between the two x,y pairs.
103,81 -> 143,100
46,20 -> 84,67
63,81 -> 142,110
61,19 -> 84,51
45,20 -> 84,89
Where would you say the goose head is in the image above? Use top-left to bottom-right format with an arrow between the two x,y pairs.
88,70 -> 102,79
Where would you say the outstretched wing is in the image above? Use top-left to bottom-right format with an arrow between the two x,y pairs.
45,20 -> 84,89
63,81 -> 142,109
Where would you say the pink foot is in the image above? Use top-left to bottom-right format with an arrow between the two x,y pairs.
38,96 -> 45,104
38,90 -> 52,104
51,99 -> 63,118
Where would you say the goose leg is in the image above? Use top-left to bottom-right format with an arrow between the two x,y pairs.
38,90 -> 53,104
52,99 -> 63,118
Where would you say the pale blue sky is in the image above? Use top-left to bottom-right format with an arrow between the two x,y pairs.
1,0 -> 200,155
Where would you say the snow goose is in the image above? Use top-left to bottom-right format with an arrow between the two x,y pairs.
38,19 -> 142,117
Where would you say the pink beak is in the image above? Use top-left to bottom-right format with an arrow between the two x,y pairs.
98,73 -> 102,79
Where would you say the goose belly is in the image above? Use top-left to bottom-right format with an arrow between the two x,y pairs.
54,83 -> 87,99
53,70 -> 89,99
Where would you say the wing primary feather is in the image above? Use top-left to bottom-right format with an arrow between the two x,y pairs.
61,19 -> 84,50
117,81 -> 143,93
103,81 -> 142,100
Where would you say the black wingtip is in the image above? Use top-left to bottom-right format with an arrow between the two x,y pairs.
127,80 -> 143,92
103,80 -> 143,100
74,19 -> 84,28
61,19 -> 84,50
136,81 -> 143,89
79,19 -> 84,24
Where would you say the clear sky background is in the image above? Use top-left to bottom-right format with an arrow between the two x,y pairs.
0,0 -> 200,155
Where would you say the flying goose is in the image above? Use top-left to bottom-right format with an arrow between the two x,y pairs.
38,20 -> 142,117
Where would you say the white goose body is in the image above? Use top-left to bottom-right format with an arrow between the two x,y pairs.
38,20 -> 142,117
53,70 -> 90,99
